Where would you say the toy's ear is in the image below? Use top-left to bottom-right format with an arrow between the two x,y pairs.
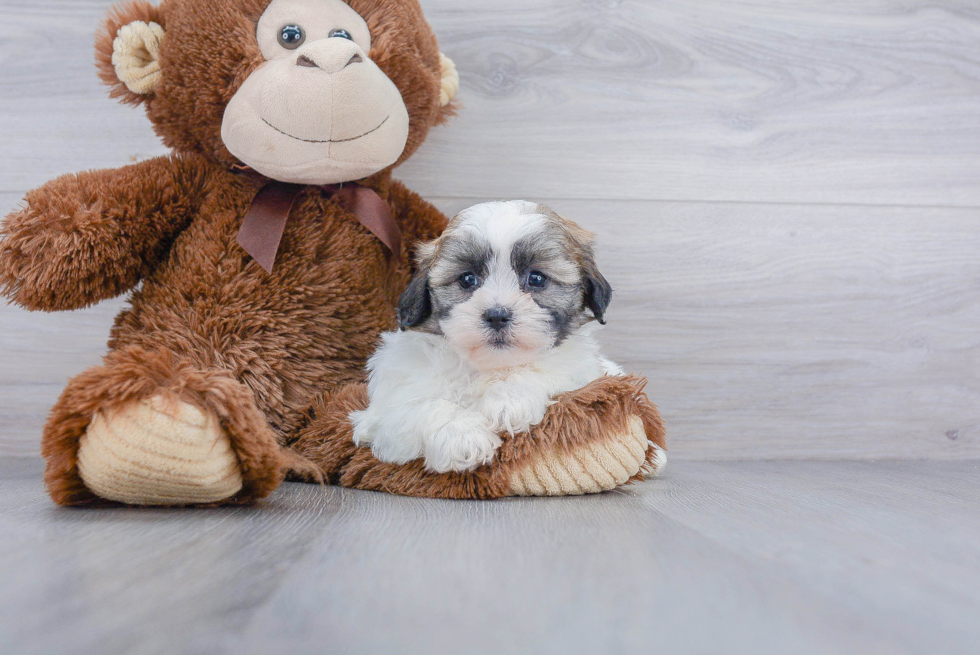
96,1 -> 167,106
437,53 -> 460,122
439,54 -> 460,107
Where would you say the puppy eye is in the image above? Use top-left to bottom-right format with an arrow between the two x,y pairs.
279,25 -> 306,49
527,271 -> 548,288
459,272 -> 480,290
329,28 -> 354,40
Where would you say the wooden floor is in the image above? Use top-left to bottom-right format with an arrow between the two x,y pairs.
2,0 -> 978,460
1,457 -> 979,655
2,0 -> 980,653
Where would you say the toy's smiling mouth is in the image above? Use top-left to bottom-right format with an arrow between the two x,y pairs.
261,115 -> 390,144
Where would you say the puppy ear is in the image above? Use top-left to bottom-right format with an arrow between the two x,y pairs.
583,259 -> 613,325
96,1 -> 167,106
552,211 -> 613,324
398,267 -> 433,329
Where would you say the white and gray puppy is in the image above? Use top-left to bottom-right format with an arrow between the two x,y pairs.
350,200 -> 624,473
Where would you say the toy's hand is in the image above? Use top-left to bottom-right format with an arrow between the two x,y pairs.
0,156 -> 204,311
0,194 -> 126,310
0,200 -> 53,308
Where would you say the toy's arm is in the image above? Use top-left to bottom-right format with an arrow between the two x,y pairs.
388,180 -> 450,250
0,154 -> 208,311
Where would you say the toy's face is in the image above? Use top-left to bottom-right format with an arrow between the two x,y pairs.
97,0 -> 456,183
221,0 -> 411,185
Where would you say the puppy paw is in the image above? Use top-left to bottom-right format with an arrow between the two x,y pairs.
424,413 -> 502,473
349,409 -> 375,446
478,383 -> 548,435
352,411 -> 425,466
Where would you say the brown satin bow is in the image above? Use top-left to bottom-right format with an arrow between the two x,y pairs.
237,181 -> 403,273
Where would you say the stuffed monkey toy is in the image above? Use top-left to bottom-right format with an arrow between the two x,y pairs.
0,0 -> 666,506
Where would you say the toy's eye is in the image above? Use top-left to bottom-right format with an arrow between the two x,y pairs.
459,272 -> 480,290
279,25 -> 306,49
329,28 -> 354,40
527,271 -> 548,288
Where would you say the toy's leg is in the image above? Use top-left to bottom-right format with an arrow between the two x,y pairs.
42,346 -> 287,507
501,375 -> 667,496
510,421 -> 667,494
286,384 -> 363,485
288,374 -> 666,499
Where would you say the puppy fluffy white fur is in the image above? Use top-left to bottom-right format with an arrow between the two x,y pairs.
352,323 -> 623,472
351,200 -> 626,473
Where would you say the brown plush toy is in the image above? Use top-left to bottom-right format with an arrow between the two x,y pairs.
0,0 -> 666,507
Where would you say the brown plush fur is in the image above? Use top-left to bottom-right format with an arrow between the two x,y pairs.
291,374 -> 666,500
2,0 -> 665,506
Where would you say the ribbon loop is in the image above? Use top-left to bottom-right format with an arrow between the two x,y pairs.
237,182 -> 402,273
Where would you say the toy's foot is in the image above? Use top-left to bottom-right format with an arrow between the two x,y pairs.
77,394 -> 243,506
508,416 -> 655,496
43,346 -> 288,507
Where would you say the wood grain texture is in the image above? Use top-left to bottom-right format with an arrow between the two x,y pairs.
1,1 -> 980,204
406,0 -> 980,204
2,457 -> 979,655
5,192 -> 976,460
2,1 -> 979,460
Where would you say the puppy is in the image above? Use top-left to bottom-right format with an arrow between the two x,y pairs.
350,200 -> 625,473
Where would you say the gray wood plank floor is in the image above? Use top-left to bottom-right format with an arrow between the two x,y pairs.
2,0 -> 978,460
2,458 -> 978,655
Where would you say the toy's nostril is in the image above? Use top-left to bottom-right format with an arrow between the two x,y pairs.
296,54 -> 361,72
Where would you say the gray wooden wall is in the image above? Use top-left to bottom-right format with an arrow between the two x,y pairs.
1,0 -> 978,460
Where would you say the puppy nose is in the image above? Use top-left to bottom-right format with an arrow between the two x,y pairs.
483,307 -> 513,331
295,41 -> 364,74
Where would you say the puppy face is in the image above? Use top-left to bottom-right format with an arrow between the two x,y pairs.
399,201 -> 612,370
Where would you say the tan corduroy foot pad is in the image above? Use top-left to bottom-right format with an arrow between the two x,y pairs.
508,416 -> 660,496
77,394 -> 244,506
